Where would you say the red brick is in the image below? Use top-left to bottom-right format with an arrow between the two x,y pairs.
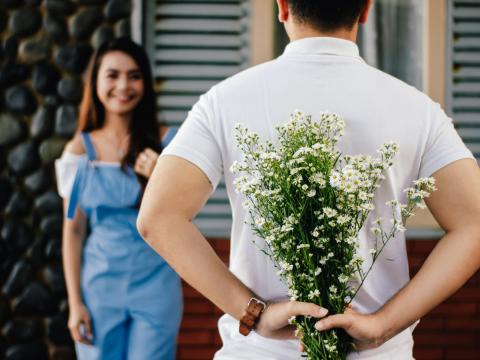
445,317 -> 480,330
406,241 -> 415,254
181,316 -> 219,330
183,286 -> 205,299
464,276 -> 479,288
210,239 -> 230,252
431,302 -> 477,316
445,347 -> 480,359
414,332 -> 476,346
416,317 -> 444,330
408,256 -> 426,269
449,288 -> 480,302
184,301 -> 214,315
178,331 -> 213,345
411,240 -> 436,254
178,347 -> 218,360
412,347 -> 444,359
213,306 -> 224,315
213,333 -> 223,346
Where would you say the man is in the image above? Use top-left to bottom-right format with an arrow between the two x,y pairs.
137,0 -> 480,358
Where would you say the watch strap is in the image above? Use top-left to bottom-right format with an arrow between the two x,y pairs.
239,297 -> 267,336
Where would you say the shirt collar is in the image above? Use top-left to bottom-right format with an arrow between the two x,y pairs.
283,36 -> 361,59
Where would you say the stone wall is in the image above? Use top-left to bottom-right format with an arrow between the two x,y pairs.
0,1 -> 131,359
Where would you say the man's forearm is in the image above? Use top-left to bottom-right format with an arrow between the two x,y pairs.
377,226 -> 480,341
140,214 -> 253,320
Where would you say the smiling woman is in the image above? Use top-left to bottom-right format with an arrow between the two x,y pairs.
54,38 -> 182,360
96,51 -> 144,118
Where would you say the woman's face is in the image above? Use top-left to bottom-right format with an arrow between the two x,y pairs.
96,51 -> 144,116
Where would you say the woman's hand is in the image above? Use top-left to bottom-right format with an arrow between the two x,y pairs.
255,300 -> 329,340
134,148 -> 159,178
68,302 -> 93,344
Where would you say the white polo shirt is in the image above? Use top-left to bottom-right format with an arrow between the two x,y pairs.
162,37 -> 474,359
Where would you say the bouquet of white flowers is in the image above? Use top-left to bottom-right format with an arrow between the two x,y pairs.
231,111 -> 436,359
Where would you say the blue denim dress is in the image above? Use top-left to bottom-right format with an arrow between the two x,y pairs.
67,131 -> 182,360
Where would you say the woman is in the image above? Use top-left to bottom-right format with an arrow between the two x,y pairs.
55,38 -> 182,360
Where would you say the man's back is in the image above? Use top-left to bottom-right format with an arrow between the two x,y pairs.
170,36 -> 469,305
161,37 -> 472,359
139,1 -> 480,358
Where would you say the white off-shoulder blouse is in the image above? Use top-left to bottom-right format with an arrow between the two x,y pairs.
55,152 -> 85,199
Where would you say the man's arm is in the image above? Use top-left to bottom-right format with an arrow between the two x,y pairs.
137,155 -> 329,339
315,158 -> 480,349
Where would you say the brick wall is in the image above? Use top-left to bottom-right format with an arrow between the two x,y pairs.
408,240 -> 480,360
177,240 -> 228,360
177,239 -> 480,360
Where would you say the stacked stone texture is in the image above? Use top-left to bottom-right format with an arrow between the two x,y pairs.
0,0 -> 132,359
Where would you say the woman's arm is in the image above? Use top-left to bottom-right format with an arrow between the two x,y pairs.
62,199 -> 93,344
62,200 -> 87,309
60,137 -> 93,344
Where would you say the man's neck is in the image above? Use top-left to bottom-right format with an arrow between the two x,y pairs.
287,24 -> 358,43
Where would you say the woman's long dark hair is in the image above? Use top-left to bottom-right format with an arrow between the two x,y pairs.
76,37 -> 161,191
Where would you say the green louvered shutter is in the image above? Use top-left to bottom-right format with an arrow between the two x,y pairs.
446,0 -> 480,161
144,0 -> 251,238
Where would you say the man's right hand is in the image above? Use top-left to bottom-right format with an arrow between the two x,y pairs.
255,300 -> 329,340
68,302 -> 93,344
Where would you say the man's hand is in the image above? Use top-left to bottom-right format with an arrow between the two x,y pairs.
255,301 -> 329,340
314,307 -> 386,351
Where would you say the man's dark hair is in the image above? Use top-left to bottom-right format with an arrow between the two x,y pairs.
286,0 -> 369,32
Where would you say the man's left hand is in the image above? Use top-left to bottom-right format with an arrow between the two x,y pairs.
314,307 -> 388,351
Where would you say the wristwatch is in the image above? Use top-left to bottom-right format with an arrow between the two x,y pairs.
239,297 -> 268,336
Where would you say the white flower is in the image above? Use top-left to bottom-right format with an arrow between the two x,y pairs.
329,171 -> 341,187
255,217 -> 266,228
370,227 -> 381,236
323,207 -> 337,218
386,199 -> 399,207
308,289 -> 321,299
360,203 -> 375,211
297,244 -> 310,250
230,160 -> 240,174
336,215 -> 350,225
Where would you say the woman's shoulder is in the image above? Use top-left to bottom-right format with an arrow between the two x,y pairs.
64,134 -> 86,155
